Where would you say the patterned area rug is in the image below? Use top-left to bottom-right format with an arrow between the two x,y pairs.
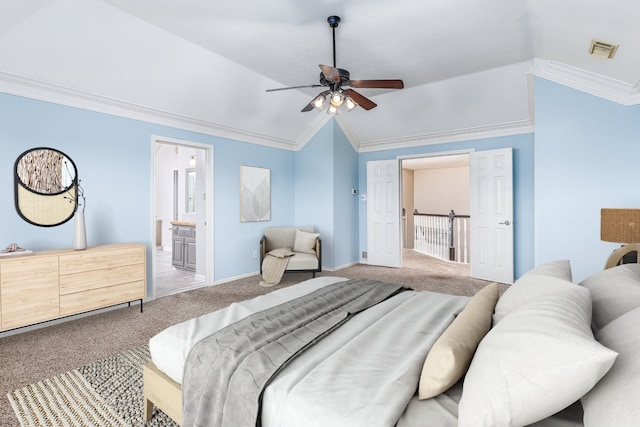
7,346 -> 177,427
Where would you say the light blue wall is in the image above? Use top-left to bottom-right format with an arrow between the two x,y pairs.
293,121 -> 359,270
332,124 -> 359,269
357,134 -> 536,279
215,140 -> 295,279
0,93 -> 295,295
293,121 -> 334,268
0,94 -> 152,251
534,78 -> 640,282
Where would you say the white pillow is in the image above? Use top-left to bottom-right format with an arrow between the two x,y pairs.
418,282 -> 499,399
521,259 -> 573,282
493,259 -> 573,325
458,284 -> 618,427
579,263 -> 640,331
293,229 -> 319,255
582,306 -> 640,427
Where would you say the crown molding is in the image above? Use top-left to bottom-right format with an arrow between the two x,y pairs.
0,71 -> 299,151
292,113 -> 333,151
535,59 -> 640,106
8,59 -> 633,155
356,119 -> 535,153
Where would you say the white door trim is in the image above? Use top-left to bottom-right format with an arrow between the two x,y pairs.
150,135 -> 214,299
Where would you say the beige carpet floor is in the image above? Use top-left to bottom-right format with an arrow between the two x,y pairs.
0,250 -> 498,426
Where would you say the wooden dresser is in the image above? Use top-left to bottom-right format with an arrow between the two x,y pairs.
0,243 -> 146,332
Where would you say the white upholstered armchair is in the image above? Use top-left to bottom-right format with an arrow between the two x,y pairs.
260,226 -> 322,277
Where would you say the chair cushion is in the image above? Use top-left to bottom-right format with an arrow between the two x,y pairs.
286,253 -> 319,270
293,229 -> 319,255
264,226 -> 314,252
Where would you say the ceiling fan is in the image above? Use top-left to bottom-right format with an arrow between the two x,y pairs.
266,15 -> 404,114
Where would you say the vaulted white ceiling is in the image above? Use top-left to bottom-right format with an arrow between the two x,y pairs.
1,0 -> 638,151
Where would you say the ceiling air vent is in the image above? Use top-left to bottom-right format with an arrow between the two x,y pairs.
589,39 -> 619,59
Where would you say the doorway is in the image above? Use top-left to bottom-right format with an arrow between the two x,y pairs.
401,153 -> 471,274
367,149 -> 514,283
151,136 -> 214,298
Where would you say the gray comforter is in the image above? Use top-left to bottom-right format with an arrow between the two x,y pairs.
182,279 -> 409,427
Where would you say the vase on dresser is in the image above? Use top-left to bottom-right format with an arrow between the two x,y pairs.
73,211 -> 87,250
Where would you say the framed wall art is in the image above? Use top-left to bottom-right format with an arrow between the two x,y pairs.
240,165 -> 271,222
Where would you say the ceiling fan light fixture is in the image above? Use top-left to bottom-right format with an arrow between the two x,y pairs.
330,92 -> 344,107
267,15 -> 403,113
345,96 -> 358,111
327,104 -> 339,115
312,94 -> 326,110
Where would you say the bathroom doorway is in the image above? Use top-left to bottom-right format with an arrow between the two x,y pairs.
151,136 -> 214,298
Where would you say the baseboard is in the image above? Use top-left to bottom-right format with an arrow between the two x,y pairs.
214,271 -> 260,285
332,262 -> 361,271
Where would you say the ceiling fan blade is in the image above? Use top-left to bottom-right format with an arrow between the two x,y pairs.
345,89 -> 377,110
301,102 -> 316,112
348,79 -> 404,89
319,64 -> 341,83
301,90 -> 330,112
266,84 -> 323,92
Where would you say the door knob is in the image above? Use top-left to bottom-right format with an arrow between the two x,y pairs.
499,220 -> 511,226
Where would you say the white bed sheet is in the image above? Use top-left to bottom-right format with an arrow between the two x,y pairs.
397,382 -> 584,427
261,290 -> 469,427
149,276 -> 348,384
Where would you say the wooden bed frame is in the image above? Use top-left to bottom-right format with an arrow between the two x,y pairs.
143,362 -> 183,425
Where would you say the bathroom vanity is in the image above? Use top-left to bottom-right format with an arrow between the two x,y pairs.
171,221 -> 196,271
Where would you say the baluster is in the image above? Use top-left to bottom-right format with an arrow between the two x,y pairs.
440,218 -> 443,259
427,216 -> 432,256
464,218 -> 469,263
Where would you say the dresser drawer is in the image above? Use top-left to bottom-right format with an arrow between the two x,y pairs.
59,263 -> 145,295
59,244 -> 145,275
59,280 -> 145,317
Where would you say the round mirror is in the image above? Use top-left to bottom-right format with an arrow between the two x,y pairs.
14,147 -> 78,227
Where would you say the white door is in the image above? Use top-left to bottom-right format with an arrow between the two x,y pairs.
470,148 -> 514,284
367,160 -> 401,268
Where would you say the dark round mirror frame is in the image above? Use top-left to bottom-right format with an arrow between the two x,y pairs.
14,147 -> 78,227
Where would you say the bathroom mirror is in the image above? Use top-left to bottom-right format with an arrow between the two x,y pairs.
14,147 -> 78,227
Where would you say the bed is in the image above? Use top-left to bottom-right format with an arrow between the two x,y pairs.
144,261 -> 640,427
